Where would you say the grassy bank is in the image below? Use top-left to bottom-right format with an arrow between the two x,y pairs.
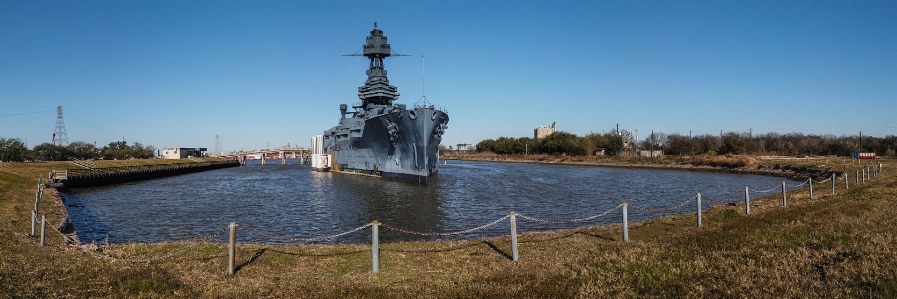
442,152 -> 852,180
1,157 -> 895,297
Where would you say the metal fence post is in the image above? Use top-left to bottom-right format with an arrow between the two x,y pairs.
228,222 -> 236,275
782,181 -> 787,207
845,174 -> 849,190
31,210 -> 36,236
831,173 -> 835,194
372,220 -> 380,273
34,190 -> 40,217
622,202 -> 629,242
696,193 -> 702,228
809,178 -> 813,200
744,187 -> 750,215
510,212 -> 519,261
40,215 -> 46,246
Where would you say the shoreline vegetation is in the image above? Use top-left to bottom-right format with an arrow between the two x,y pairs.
441,151 -> 847,181
1,156 -> 895,297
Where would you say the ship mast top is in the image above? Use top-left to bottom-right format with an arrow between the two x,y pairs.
355,22 -> 400,107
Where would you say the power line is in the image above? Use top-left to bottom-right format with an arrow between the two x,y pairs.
0,109 -> 54,117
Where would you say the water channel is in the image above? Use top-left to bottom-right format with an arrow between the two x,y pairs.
61,159 -> 801,244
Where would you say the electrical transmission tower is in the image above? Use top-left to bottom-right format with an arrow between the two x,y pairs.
52,106 -> 69,146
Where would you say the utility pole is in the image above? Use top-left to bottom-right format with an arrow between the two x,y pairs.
749,128 -> 753,153
689,130 -> 693,156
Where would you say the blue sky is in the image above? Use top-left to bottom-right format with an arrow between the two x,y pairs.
2,0 -> 895,152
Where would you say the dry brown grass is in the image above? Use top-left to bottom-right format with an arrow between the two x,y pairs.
1,158 -> 895,298
692,154 -> 758,168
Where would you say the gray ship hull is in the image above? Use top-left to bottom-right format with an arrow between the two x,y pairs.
325,106 -> 448,185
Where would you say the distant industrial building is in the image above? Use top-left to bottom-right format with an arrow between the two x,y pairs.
534,121 -> 557,139
638,150 -> 663,157
162,147 -> 207,159
612,123 -> 635,157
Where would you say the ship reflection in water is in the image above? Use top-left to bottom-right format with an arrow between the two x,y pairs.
61,159 -> 800,244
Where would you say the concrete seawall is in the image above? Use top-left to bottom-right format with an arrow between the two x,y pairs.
54,161 -> 240,188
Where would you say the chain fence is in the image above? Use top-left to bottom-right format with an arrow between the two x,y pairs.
517,204 -> 623,223
28,164 -> 885,271
702,192 -> 742,204
238,223 -> 372,242
380,215 -> 510,236
629,196 -> 696,213
788,179 -> 811,188
750,185 -> 781,193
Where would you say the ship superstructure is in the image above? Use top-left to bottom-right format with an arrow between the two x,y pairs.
319,23 -> 449,185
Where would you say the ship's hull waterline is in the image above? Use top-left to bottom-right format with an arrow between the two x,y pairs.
328,106 -> 447,185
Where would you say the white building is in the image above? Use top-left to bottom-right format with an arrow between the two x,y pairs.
162,148 -> 207,159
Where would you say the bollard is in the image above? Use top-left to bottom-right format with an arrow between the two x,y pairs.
782,181 -> 787,207
510,212 -> 519,261
845,174 -> 849,190
31,210 -> 37,236
831,173 -> 835,194
228,222 -> 236,275
372,220 -> 380,273
863,168 -> 866,183
696,193 -> 702,228
40,215 -> 46,246
809,178 -> 813,200
744,187 -> 750,215
622,202 -> 629,242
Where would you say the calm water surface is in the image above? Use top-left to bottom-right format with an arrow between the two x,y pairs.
62,159 -> 799,244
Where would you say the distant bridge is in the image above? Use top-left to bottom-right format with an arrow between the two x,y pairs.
219,147 -> 311,166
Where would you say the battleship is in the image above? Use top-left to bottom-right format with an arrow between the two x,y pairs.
316,23 -> 449,185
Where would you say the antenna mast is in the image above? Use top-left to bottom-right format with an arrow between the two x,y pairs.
422,55 -> 426,98
420,55 -> 428,105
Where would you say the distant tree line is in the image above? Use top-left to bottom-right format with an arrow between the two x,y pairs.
476,132 -> 624,156
0,137 -> 156,162
664,132 -> 897,157
476,131 -> 897,157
